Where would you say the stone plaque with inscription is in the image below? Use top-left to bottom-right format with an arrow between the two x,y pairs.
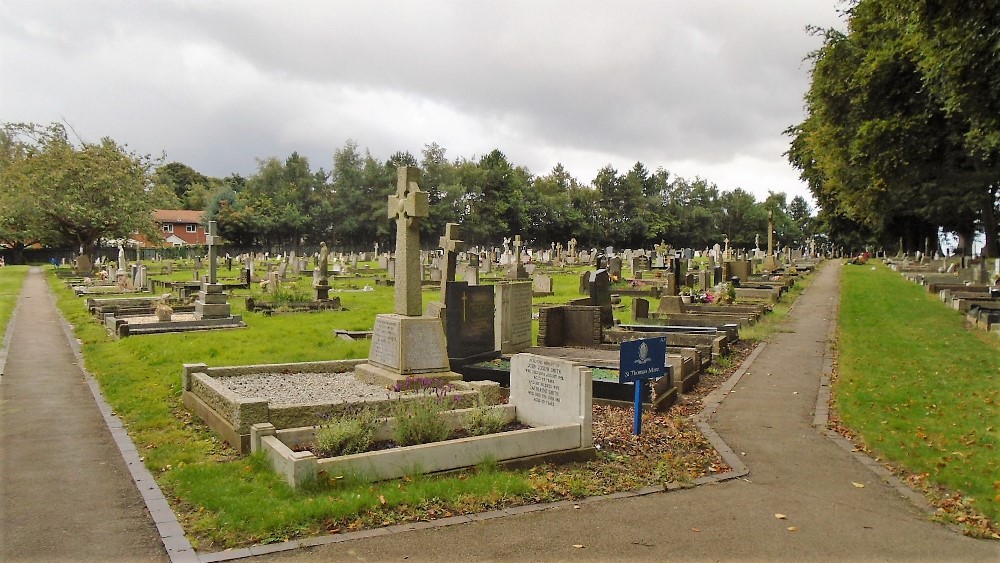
510,353 -> 592,447
494,282 -> 532,354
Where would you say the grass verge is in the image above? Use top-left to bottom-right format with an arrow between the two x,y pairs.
835,261 -> 999,537
0,266 -> 29,344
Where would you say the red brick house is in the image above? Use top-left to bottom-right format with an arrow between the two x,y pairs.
147,209 -> 206,246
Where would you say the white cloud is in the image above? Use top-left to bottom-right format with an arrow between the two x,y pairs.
0,0 -> 844,204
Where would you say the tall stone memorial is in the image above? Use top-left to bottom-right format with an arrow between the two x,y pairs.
355,167 -> 460,386
195,221 -> 233,320
762,209 -> 780,272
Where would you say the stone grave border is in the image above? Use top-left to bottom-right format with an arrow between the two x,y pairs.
251,353 -> 596,488
182,359 -> 495,453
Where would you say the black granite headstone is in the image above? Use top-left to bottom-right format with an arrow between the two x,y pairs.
445,281 -> 496,361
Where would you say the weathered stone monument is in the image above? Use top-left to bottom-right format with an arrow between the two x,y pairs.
355,167 -> 459,385
314,242 -> 331,300
507,235 -> 528,280
194,221 -> 233,320
762,209 -> 780,272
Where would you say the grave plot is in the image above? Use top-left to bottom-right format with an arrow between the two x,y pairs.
183,358 -> 503,453
252,353 -> 594,487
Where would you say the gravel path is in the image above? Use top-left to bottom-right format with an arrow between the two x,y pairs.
217,372 -> 391,405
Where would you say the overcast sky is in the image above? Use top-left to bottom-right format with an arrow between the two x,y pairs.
1,1 -> 845,204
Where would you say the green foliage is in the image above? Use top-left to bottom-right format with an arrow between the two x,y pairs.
392,396 -> 452,447
1,122 -> 158,259
314,409 -> 379,457
787,1 -> 999,254
465,397 -> 507,437
837,262 -> 1000,526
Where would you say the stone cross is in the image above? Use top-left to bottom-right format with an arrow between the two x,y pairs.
206,221 -> 219,284
388,166 -> 429,316
767,209 -> 775,257
438,222 -> 464,300
723,237 -> 730,259
513,235 -> 523,264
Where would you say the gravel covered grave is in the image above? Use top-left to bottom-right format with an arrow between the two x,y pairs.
216,372 -> 390,405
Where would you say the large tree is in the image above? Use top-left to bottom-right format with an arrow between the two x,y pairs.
787,0 -> 999,255
2,122 -> 158,260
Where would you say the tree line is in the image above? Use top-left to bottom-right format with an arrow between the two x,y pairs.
1,122 -> 814,263
158,141 -> 814,252
787,0 -> 1000,256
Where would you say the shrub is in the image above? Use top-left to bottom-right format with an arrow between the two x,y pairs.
314,409 -> 378,457
392,396 -> 451,446
466,398 -> 507,436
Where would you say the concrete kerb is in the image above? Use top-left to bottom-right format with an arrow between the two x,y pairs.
48,281 -> 197,563
811,262 -> 937,519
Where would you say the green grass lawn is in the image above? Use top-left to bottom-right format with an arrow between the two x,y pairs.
0,266 -> 29,343
837,261 -> 999,532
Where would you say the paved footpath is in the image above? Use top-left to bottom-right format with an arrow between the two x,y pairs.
0,268 -> 167,562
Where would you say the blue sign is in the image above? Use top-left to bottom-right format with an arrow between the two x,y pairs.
619,337 -> 667,435
619,337 -> 666,383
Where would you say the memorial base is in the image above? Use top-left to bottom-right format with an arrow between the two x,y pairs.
314,283 -> 331,301
354,314 -> 461,386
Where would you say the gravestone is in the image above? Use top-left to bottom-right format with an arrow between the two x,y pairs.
509,354 -> 593,448
608,256 -> 623,280
194,221 -> 234,320
632,255 -> 650,273
697,269 -> 710,291
533,273 -> 554,295
495,281 -> 533,353
444,281 -> 496,362
762,209 -> 780,271
729,259 -> 751,282
537,305 -> 602,347
633,297 -> 650,321
507,235 -> 528,280
463,263 -> 480,285
579,271 -> 590,295
355,166 -> 458,386
589,269 -> 614,327
314,242 -> 331,300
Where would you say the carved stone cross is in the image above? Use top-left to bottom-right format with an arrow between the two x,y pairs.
513,235 -> 523,264
438,222 -> 464,300
388,166 -> 429,316
206,221 -> 218,284
767,209 -> 775,256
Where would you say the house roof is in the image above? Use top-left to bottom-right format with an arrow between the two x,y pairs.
153,209 -> 204,224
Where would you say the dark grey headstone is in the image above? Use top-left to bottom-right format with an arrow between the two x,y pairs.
589,269 -> 614,327
445,282 -> 496,360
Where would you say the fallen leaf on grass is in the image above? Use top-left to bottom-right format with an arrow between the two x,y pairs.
692,528 -> 701,532
379,495 -> 387,505
787,526 -> 798,532
573,544 -> 584,548
775,513 -> 787,520
852,482 -> 865,488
